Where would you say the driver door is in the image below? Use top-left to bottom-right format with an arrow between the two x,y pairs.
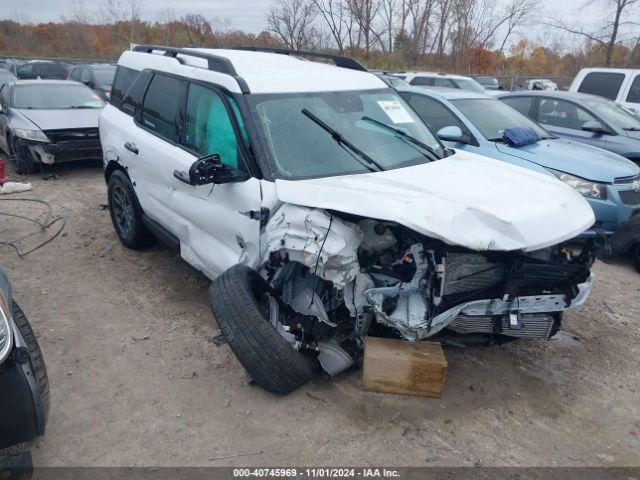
132,74 -> 262,279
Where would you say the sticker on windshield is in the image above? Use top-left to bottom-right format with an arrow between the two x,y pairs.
377,101 -> 414,124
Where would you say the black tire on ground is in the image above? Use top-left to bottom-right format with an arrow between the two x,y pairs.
7,135 -> 35,176
12,302 -> 50,427
209,264 -> 319,395
632,245 -> 640,273
107,170 -> 155,250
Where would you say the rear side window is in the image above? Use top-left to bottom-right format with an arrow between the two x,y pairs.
110,66 -> 139,108
141,74 -> 184,141
38,63 -> 67,78
626,75 -> 640,103
410,77 -> 433,86
578,72 -> 625,100
434,78 -> 456,88
120,70 -> 150,116
502,96 -> 533,116
404,93 -> 464,133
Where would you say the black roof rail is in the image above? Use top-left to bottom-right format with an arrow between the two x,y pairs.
233,46 -> 367,72
131,45 -> 250,93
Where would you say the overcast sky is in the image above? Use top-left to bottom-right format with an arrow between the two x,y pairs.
0,0 -> 602,48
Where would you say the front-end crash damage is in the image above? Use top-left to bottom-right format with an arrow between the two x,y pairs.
258,203 -> 594,376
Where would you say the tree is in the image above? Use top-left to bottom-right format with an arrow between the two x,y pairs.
267,0 -> 318,50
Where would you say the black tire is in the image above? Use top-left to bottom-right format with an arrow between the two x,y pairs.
209,264 -> 319,395
12,302 -> 50,427
7,135 -> 35,176
633,245 -> 640,274
107,170 -> 155,249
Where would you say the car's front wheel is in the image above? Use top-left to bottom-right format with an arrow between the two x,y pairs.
209,265 -> 319,395
107,170 -> 155,249
7,135 -> 35,176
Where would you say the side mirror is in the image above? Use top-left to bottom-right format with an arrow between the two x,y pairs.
437,125 -> 465,143
582,120 -> 607,134
173,154 -> 249,186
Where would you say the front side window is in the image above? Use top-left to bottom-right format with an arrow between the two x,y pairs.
452,98 -> 550,141
12,84 -> 103,109
185,83 -> 243,170
404,93 -> 465,133
248,89 -> 443,179
578,72 -> 625,100
581,95 -> 640,131
141,74 -> 184,141
536,98 -> 596,130
626,75 -> 640,103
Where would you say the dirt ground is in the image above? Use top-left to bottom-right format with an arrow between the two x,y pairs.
1,158 -> 639,468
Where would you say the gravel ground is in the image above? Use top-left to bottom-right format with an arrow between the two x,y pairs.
1,159 -> 639,468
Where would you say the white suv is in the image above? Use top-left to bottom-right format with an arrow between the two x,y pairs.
100,45 -> 596,394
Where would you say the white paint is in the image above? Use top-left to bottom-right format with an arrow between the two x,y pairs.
275,149 -> 595,252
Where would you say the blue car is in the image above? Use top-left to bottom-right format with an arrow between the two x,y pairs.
498,91 -> 640,165
398,87 -> 640,236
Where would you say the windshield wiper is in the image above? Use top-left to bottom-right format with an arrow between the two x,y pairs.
69,105 -> 98,109
360,116 -> 441,161
622,127 -> 640,131
301,108 -> 384,172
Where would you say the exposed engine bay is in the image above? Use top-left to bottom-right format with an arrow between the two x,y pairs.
258,204 -> 594,376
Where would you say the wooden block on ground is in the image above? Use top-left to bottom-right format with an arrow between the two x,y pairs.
363,336 -> 447,398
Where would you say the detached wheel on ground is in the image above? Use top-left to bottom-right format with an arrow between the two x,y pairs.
107,170 -> 155,249
7,136 -> 35,175
209,264 -> 319,395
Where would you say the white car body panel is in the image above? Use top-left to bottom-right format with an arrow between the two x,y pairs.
274,150 -> 595,252
570,68 -> 640,113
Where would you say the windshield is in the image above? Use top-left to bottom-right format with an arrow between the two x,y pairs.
452,98 -> 550,141
93,68 -> 115,86
13,84 -> 104,109
581,95 -> 640,131
248,89 -> 444,179
454,78 -> 485,93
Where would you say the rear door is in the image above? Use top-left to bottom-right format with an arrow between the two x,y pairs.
132,73 -> 261,278
533,97 -> 607,149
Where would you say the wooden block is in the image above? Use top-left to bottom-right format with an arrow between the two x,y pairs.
363,336 -> 447,398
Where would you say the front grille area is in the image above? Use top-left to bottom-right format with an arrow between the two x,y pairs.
448,313 -> 555,339
44,128 -> 100,143
619,189 -> 640,206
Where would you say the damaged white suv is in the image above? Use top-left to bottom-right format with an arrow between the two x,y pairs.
101,46 -> 597,394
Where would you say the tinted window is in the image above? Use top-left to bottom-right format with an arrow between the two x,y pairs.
110,66 -> 139,108
141,74 -> 183,141
502,96 -> 533,116
410,77 -> 433,86
626,75 -> 640,103
536,98 -> 596,130
37,63 -> 67,79
578,72 -> 625,100
186,84 -> 242,169
404,94 -> 464,133
120,71 -> 150,116
433,78 -> 456,88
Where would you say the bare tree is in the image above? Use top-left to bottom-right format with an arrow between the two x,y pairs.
379,0 -> 399,52
347,0 -> 381,57
156,7 -> 178,45
312,0 -> 350,52
267,0 -> 318,50
127,0 -> 144,45
549,0 -> 639,66
494,0 -> 539,59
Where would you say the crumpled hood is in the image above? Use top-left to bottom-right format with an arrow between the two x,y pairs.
275,150 -> 595,252
16,108 -> 101,132
495,138 -> 639,183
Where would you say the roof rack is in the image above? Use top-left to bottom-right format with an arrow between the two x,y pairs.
233,46 -> 367,72
131,45 -> 250,93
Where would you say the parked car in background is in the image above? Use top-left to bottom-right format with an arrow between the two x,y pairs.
0,266 -> 49,475
473,75 -> 503,90
101,45 -> 596,394
69,64 -> 116,101
374,72 -> 410,88
522,78 -> 558,91
400,72 -> 486,93
0,70 -> 16,88
570,68 -> 640,115
0,80 -> 104,174
15,61 -> 68,80
399,87 -> 640,237
500,91 -> 640,165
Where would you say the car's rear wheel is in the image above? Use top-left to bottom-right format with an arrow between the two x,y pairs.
107,170 -> 155,249
632,245 -> 640,273
7,135 -> 35,176
209,264 -> 319,395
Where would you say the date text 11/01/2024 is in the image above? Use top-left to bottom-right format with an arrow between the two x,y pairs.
232,468 -> 401,478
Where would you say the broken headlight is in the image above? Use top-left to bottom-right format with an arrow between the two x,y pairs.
549,169 -> 607,200
0,290 -> 12,365
14,128 -> 50,143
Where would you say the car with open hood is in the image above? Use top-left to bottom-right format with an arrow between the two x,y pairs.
398,86 -> 640,237
0,266 -> 49,474
0,80 -> 104,174
100,45 -> 597,395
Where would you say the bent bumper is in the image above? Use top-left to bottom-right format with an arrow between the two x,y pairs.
16,137 -> 102,165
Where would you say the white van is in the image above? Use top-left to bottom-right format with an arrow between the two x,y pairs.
569,68 -> 640,114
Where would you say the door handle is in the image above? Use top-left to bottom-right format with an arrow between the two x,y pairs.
124,142 -> 138,155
